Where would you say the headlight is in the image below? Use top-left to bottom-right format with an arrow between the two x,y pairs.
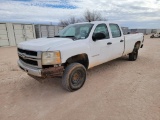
42,51 -> 61,65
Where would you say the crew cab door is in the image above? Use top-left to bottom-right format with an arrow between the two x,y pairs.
89,23 -> 124,68
89,23 -> 111,67
107,24 -> 124,60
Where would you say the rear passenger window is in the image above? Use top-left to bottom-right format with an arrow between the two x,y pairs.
109,24 -> 121,38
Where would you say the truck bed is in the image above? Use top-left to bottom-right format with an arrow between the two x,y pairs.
123,33 -> 144,55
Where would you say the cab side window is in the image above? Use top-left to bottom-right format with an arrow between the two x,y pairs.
93,24 -> 110,39
109,24 -> 121,38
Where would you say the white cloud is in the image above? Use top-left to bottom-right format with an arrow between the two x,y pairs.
0,0 -> 160,28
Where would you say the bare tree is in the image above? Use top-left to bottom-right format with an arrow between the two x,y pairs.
83,10 -> 107,22
59,10 -> 107,26
59,16 -> 80,26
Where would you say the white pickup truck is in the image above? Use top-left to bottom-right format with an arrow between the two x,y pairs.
17,21 -> 144,91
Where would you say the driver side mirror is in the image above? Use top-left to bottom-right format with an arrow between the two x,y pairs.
92,33 -> 106,41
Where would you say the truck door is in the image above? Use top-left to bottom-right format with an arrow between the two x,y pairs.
89,23 -> 111,67
107,24 -> 124,60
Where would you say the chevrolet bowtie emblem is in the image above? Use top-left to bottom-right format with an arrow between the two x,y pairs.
21,54 -> 26,59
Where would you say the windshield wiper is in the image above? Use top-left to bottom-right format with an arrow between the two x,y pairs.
63,36 -> 77,40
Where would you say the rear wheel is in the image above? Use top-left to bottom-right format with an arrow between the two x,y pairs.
129,49 -> 138,61
62,63 -> 86,92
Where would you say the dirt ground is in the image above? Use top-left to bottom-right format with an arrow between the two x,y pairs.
0,35 -> 160,120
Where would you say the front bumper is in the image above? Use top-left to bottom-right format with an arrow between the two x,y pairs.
18,60 -> 42,77
18,60 -> 64,78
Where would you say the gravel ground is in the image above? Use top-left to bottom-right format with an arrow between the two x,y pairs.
0,35 -> 160,120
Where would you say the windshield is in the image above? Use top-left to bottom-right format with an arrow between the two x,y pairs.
57,23 -> 94,40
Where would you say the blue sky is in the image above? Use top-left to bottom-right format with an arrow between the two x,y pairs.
0,0 -> 160,28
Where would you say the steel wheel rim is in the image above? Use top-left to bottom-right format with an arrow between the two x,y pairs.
70,69 -> 85,88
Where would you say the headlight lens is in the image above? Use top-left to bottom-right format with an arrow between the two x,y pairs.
42,51 -> 61,65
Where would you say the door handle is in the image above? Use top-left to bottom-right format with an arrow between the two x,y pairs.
120,40 -> 124,42
107,42 -> 112,45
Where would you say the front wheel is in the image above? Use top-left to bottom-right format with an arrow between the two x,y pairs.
62,63 -> 86,92
129,49 -> 138,61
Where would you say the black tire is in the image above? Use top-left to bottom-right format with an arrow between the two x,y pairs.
62,63 -> 86,92
129,49 -> 138,61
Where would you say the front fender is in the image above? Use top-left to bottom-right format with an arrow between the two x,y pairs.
60,42 -> 90,64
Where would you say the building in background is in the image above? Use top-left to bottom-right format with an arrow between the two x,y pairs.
0,22 -> 64,47
156,29 -> 160,33
35,25 -> 64,38
0,23 -> 36,47
130,29 -> 152,35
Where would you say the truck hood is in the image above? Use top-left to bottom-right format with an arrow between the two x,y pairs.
18,38 -> 73,51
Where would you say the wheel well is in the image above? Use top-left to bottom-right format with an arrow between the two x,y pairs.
135,41 -> 141,49
65,54 -> 89,69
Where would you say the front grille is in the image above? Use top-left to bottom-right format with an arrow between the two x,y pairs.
19,56 -> 38,66
18,48 -> 37,56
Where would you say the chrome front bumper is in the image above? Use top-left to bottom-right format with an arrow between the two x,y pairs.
18,60 -> 42,77
18,60 -> 64,78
